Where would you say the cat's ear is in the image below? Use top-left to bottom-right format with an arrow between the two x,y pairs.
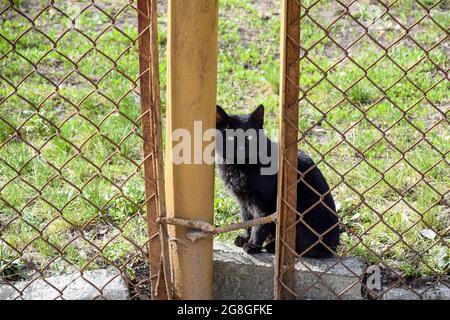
251,104 -> 265,127
216,105 -> 229,127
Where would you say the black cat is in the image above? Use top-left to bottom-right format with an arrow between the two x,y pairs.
216,104 -> 339,258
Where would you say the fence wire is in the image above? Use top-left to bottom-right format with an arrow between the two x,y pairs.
0,0 -> 169,300
1,0 -> 449,301
276,0 -> 449,299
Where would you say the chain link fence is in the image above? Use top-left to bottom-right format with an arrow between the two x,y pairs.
1,0 -> 449,300
276,0 -> 449,299
0,0 -> 169,299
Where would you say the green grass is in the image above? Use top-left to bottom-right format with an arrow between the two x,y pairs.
0,0 -> 449,281
214,0 -> 450,277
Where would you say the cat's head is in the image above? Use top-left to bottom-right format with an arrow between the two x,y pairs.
215,104 -> 266,164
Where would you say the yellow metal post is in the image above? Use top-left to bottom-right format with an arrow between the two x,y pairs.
165,0 -> 219,299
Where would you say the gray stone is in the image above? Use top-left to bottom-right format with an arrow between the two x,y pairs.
213,241 -> 365,300
0,269 -> 129,300
2,242 -> 449,300
380,283 -> 450,300
213,241 -> 274,300
294,256 -> 365,300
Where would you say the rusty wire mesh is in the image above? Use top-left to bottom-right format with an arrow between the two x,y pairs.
1,0 -> 449,301
0,0 -> 169,299
276,0 -> 449,299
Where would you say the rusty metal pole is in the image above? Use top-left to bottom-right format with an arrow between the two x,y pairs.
138,0 -> 172,300
165,0 -> 219,299
275,0 -> 301,300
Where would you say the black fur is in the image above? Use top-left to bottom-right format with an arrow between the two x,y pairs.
216,105 -> 339,258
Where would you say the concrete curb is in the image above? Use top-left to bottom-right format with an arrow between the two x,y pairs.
379,284 -> 450,300
213,242 -> 450,300
0,269 -> 129,300
1,242 -> 449,300
213,242 -> 366,300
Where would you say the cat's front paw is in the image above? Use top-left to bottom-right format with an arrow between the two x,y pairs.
234,235 -> 249,247
264,240 -> 276,254
243,242 -> 262,254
